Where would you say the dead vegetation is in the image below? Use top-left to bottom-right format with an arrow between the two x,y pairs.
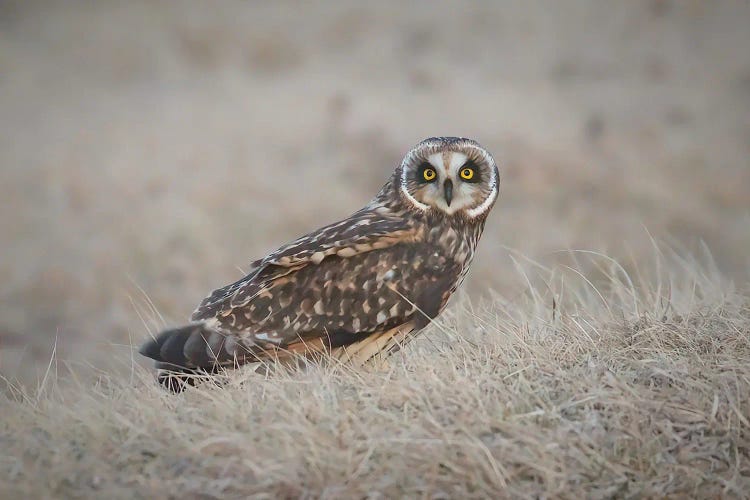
1,3 -> 749,497
2,249 -> 748,498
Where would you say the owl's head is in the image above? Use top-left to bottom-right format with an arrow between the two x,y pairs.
397,137 -> 499,218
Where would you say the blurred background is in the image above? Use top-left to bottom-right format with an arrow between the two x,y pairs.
1,1 -> 749,383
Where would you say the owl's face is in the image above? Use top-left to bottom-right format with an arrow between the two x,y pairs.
398,137 -> 499,218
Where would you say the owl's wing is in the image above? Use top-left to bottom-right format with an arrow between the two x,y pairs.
143,212 -> 462,378
191,206 -> 420,321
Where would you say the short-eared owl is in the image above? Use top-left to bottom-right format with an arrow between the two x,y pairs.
140,137 -> 499,389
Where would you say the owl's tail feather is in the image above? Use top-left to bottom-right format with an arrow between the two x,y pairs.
139,323 -> 246,392
140,322 -> 420,392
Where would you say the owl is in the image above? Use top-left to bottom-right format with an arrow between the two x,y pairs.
140,137 -> 499,390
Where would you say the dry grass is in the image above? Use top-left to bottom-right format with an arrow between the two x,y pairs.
2,248 -> 748,499
1,2 -> 749,497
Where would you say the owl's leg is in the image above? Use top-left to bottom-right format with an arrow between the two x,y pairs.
330,321 -> 416,367
155,363 -> 227,393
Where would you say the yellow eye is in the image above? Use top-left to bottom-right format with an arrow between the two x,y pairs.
460,167 -> 475,180
422,168 -> 437,181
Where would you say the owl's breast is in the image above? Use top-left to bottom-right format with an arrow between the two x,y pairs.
420,218 -> 485,299
425,222 -> 479,268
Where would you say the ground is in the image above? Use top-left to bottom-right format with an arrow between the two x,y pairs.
2,250 -> 748,497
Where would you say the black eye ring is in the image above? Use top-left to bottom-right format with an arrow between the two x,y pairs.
418,163 -> 438,183
459,167 -> 475,180
458,161 -> 480,183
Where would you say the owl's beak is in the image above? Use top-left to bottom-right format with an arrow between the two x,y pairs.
444,179 -> 453,206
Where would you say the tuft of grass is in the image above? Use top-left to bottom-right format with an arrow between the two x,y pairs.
1,249 -> 748,498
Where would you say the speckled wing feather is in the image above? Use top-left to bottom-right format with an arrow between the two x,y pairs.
166,206 -> 465,369
191,205 -> 420,322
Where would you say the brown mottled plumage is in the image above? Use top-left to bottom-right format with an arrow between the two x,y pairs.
139,137 -> 499,390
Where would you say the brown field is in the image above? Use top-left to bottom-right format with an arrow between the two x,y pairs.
1,1 -> 749,498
